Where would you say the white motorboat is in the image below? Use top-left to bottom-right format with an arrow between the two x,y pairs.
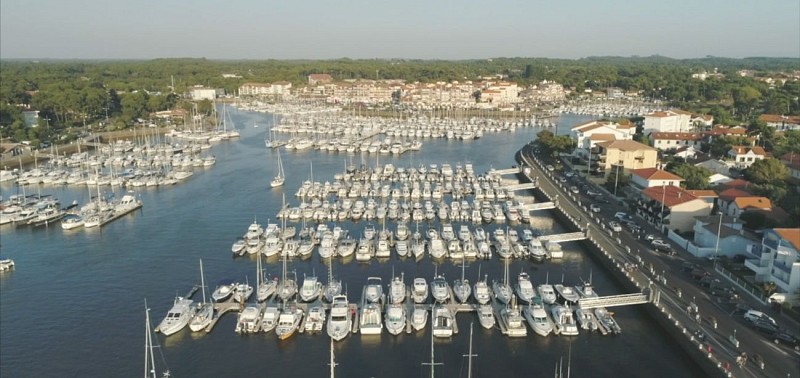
327,295 -> 352,341
0,257 -> 15,271
412,277 -> 429,304
395,223 -> 409,240
538,274 -> 558,305
304,306 -> 326,333
594,307 -> 621,334
355,238 -> 374,262
411,305 -> 428,331
389,272 -> 406,304
473,275 -> 492,305
359,303 -> 383,335
411,233 -> 426,259
157,296 -> 196,336
478,304 -> 495,330
231,239 -> 246,255
236,303 -> 263,334
575,307 -> 599,332
554,284 -> 580,304
60,214 -> 84,230
212,280 -> 236,302
300,274 -> 323,302
276,306 -> 304,340
552,304 -> 579,336
189,259 -> 214,332
364,277 -> 383,304
261,305 -> 280,333
432,305 -> 454,338
429,238 -> 447,259
337,237 -> 357,257
232,283 -> 254,303
430,274 -> 450,303
501,304 -> 527,337
528,238 -> 547,261
385,303 -> 407,335
395,239 -> 409,258
515,272 -> 537,304
523,298 -> 554,337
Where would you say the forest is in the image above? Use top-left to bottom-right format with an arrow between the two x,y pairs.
1,56 -> 799,146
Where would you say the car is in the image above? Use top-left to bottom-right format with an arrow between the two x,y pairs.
771,330 -> 800,351
681,262 -> 702,272
589,204 -> 601,213
546,165 -> 555,172
587,190 -> 602,197
750,319 -> 779,334
565,171 -> 575,178
559,177 -> 567,183
608,221 -> 622,232
570,186 -> 579,194
645,234 -> 659,241
614,212 -> 633,222
651,239 -> 672,250
743,310 -> 776,325
690,268 -> 710,280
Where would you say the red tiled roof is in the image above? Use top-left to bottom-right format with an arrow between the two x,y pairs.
630,168 -> 684,181
733,196 -> 772,211
722,179 -> 753,189
705,127 -> 747,136
774,228 -> 800,250
717,188 -> 752,201
687,190 -> 718,198
642,185 -> 699,207
589,133 -> 616,141
759,114 -> 800,124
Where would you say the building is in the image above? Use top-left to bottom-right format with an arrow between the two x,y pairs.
570,121 -> 634,159
779,152 -> 800,182
686,190 -> 719,207
758,114 -> 800,131
21,110 -> 39,127
725,196 -> 772,218
629,168 -> 684,192
239,82 -> 292,97
637,185 -> 713,233
674,145 -> 702,159
308,74 -> 334,85
650,132 -> 704,151
594,140 -> 658,171
190,87 -> 222,101
744,228 -> 800,305
691,215 -> 760,258
727,146 -> 766,169
643,109 -> 693,135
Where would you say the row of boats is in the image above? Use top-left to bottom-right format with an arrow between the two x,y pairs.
0,191 -> 143,229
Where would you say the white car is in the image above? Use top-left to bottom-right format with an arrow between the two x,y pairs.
546,165 -> 555,172
590,204 -> 601,212
608,221 -> 622,232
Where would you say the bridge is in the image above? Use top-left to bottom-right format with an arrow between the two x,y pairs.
538,231 -> 587,243
577,293 -> 650,310
520,201 -> 556,211
500,182 -> 537,191
489,167 -> 521,176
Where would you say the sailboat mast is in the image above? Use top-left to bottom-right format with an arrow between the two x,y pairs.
200,259 -> 207,304
329,338 -> 336,378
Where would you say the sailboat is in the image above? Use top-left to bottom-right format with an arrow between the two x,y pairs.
189,259 -> 214,332
493,258 -> 513,305
271,149 -> 285,188
144,300 -> 171,378
323,258 -> 342,303
256,253 -> 277,302
453,257 -> 471,303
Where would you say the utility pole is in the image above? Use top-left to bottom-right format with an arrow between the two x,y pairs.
714,211 -> 723,262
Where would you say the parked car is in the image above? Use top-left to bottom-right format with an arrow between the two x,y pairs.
750,319 -> 779,334
587,190 -> 601,197
743,310 -> 776,325
608,221 -> 622,232
614,212 -> 633,222
771,330 -> 800,351
590,204 -> 601,213
645,234 -> 658,241
570,186 -> 579,194
546,165 -> 555,171
651,239 -> 673,254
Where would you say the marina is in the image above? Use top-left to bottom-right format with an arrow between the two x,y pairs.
0,107 -> 703,377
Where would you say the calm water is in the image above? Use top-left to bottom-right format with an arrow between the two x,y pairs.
0,109 -> 703,377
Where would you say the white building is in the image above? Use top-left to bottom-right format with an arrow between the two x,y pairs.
727,146 -> 766,169
190,87 -> 221,101
643,109 -> 693,135
570,120 -> 634,159
629,168 -> 684,191
758,114 -> 800,131
239,82 -> 292,96
745,228 -> 800,305
650,132 -> 704,151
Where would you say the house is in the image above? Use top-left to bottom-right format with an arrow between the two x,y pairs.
727,146 -> 766,168
744,228 -> 800,305
779,152 -> 800,182
570,120 -> 635,159
308,74 -> 333,85
703,125 -> 748,143
629,168 -> 684,191
674,145 -> 702,159
690,155 -> 731,176
724,196 -> 772,218
692,215 -> 760,258
594,140 -> 658,171
637,185 -> 713,233
686,190 -> 718,207
643,109 -> 693,135
758,114 -> 800,131
650,132 -> 704,151
190,87 -> 222,101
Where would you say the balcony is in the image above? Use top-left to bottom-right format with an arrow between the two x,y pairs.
745,258 -> 771,275
772,261 -> 797,274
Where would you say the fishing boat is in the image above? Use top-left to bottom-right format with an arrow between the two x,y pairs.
478,304 -> 495,330
552,304 -> 579,336
232,282 -> 254,303
327,294 -> 352,341
501,303 -> 527,337
359,302 -> 383,335
389,271 -> 406,304
157,296 -> 195,336
411,305 -> 428,331
304,306 -> 326,333
575,307 -> 599,332
300,273 -> 323,302
189,259 -> 214,332
515,271 -> 537,304
276,305 -> 304,340
364,277 -> 383,304
412,277 -> 429,304
523,297 -> 554,337
594,308 -> 621,334
432,305 -> 454,338
261,304 -> 280,333
385,303 -> 407,335
430,274 -> 450,303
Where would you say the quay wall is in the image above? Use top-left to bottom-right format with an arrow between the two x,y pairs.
514,148 -> 724,377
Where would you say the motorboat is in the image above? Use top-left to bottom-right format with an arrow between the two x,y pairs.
364,277 -> 383,304
554,284 -> 580,304
552,304 -> 579,336
395,223 -> 409,241
327,295 -> 352,341
389,273 -> 406,304
411,305 -> 428,331
232,282 -> 254,303
212,280 -> 236,302
60,214 -> 84,230
276,306 -> 304,340
538,282 -> 558,305
432,305 -> 454,338
430,275 -> 450,303
429,238 -> 447,259
236,303 -> 263,334
515,272 -> 537,304
395,239 -> 409,257
501,305 -> 527,337
595,307 -> 621,334
478,304 -> 495,330
575,307 -> 599,332
157,296 -> 196,336
337,237 -> 357,257
359,303 -> 383,335
385,303 -> 407,335
528,238 -> 547,261
473,275 -> 491,305
355,238 -> 374,262
412,277 -> 429,304
231,239 -> 246,255
0,257 -> 15,271
304,306 -> 326,333
523,297 -> 554,337
261,305 -> 280,333
300,274 -> 323,302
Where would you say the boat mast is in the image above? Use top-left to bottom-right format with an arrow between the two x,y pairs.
463,322 -> 477,378
329,338 -> 337,378
200,259 -> 207,304
422,308 -> 443,378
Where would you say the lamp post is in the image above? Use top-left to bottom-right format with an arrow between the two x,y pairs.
714,212 -> 723,263
613,161 -> 623,197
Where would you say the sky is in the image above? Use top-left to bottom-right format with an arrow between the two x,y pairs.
1,0 -> 798,60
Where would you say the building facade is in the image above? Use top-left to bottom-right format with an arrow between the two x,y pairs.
745,228 -> 800,304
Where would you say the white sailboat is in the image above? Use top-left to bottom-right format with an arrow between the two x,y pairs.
189,259 -> 214,332
257,254 -> 277,302
144,301 -> 171,378
453,257 -> 471,303
271,149 -> 285,188
323,258 -> 342,303
493,259 -> 513,305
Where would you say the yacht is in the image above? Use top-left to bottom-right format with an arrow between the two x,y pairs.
528,238 -> 547,261
537,278 -> 558,305
430,274 -> 450,303
473,275 -> 492,305
337,237 -> 357,257
236,303 -> 263,334
231,239 -> 246,255
276,306 -> 304,340
432,305 -> 454,338
359,303 -> 383,335
385,303 -> 407,335
478,304 -> 496,330
304,306 -> 326,333
261,304 -> 280,333
515,272 -> 537,304
232,282 -> 254,303
552,304 -> 579,336
411,305 -> 428,331
212,280 -> 236,302
364,277 -> 383,304
412,277 -> 429,304
554,284 -> 580,304
501,305 -> 527,337
327,295 -> 352,341
389,273 -> 406,304
157,296 -> 196,336
300,274 -> 323,302
60,214 -> 84,230
523,298 -> 554,337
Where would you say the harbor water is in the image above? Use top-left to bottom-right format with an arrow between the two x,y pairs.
0,108 -> 704,377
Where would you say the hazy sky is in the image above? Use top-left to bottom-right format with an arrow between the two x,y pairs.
2,0 -> 798,60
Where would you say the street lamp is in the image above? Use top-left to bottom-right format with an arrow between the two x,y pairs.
713,212 -> 723,263
613,160 -> 623,197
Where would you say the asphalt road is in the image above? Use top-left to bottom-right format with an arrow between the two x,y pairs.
518,144 -> 800,378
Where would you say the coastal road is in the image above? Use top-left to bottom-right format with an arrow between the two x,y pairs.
517,144 -> 800,378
